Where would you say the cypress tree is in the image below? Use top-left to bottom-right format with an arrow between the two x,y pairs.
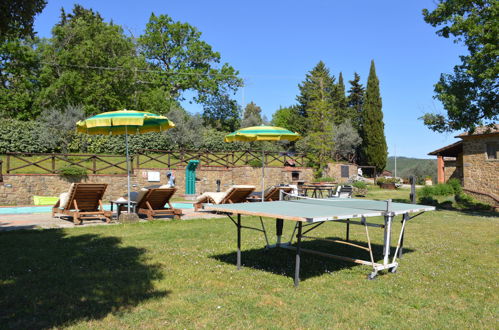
347,72 -> 365,131
359,60 -> 387,173
333,72 -> 348,125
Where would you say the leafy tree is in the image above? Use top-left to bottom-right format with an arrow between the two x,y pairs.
241,101 -> 262,127
202,93 -> 241,131
347,72 -> 365,131
164,106 -> 204,149
332,119 -> 362,162
359,60 -> 387,173
0,0 -> 47,40
36,5 -> 144,116
138,13 -> 243,105
38,104 -> 86,153
271,105 -> 304,133
333,72 -> 349,125
421,0 -> 498,132
0,37 -> 41,119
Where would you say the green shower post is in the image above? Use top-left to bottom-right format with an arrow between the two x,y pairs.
185,160 -> 200,195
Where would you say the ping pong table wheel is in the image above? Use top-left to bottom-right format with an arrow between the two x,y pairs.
389,267 -> 398,273
367,272 -> 378,280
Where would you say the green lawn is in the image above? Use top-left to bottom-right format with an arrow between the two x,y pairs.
0,202 -> 497,328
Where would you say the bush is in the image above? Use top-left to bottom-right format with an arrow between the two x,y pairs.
247,159 -> 263,168
447,178 -> 462,194
58,165 -> 87,179
377,177 -> 399,185
352,181 -> 367,189
432,183 -> 455,196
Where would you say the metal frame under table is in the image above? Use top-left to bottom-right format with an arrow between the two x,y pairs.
205,199 -> 434,287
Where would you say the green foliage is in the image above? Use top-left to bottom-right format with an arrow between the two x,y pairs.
447,178 -> 462,194
376,177 -> 399,185
138,13 -> 243,104
455,192 -> 491,210
0,37 -> 41,119
202,93 -> 241,131
271,105 -> 304,134
421,0 -> 499,132
332,119 -> 361,161
35,5 -> 143,116
0,119 -> 52,153
241,101 -> 262,127
359,60 -> 387,173
347,72 -> 365,131
333,72 -> 349,125
247,159 -> 262,168
351,180 -> 367,189
0,0 -> 47,40
58,165 -> 87,179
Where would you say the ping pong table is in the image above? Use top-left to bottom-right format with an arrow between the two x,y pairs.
205,198 -> 435,286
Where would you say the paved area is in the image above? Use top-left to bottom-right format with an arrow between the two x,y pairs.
0,208 -> 225,231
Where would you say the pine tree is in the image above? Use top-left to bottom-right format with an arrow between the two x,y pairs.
296,61 -> 335,121
347,72 -> 365,131
359,60 -> 387,173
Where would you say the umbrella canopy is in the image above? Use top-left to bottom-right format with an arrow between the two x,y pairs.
224,125 -> 300,142
76,109 -> 175,214
225,125 -> 300,201
76,110 -> 174,135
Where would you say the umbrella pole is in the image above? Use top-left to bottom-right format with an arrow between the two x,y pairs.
261,146 -> 265,202
125,126 -> 131,213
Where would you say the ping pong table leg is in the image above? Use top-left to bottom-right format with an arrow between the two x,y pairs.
346,221 -> 350,242
276,218 -> 283,247
294,222 -> 302,287
383,213 -> 394,266
237,214 -> 241,270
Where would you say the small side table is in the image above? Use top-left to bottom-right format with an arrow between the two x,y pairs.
110,200 -> 137,218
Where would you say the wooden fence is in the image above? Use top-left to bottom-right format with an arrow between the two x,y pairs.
1,150 -> 314,175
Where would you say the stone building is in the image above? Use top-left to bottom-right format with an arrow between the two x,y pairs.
428,124 -> 498,205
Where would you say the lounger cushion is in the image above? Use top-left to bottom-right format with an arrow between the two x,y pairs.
196,192 -> 226,204
58,183 -> 75,208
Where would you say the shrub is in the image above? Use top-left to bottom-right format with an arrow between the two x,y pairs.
432,183 -> 454,196
447,178 -> 462,194
247,159 -> 263,168
377,177 -> 399,185
58,165 -> 88,179
352,181 -> 367,189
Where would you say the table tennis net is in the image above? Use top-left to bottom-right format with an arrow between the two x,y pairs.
280,190 -> 392,212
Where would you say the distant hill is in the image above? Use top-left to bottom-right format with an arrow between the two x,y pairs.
385,156 -> 437,181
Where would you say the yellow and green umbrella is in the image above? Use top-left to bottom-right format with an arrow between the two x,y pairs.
225,125 -> 300,201
77,109 -> 175,212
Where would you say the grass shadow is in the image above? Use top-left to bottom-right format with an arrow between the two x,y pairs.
211,237 -> 414,282
0,229 -> 169,329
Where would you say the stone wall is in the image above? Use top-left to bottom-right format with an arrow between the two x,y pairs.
325,163 -> 359,182
0,166 -> 314,205
462,136 -> 499,198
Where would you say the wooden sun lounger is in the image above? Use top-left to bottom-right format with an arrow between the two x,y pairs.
194,186 -> 255,211
135,188 -> 182,220
52,183 -> 112,225
263,186 -> 294,201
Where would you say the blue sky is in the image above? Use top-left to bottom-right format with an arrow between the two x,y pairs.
34,0 -> 466,159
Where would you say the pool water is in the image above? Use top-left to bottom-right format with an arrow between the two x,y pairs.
0,203 -> 193,215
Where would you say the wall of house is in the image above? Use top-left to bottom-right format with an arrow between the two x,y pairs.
444,154 -> 463,183
0,166 -> 315,205
462,135 -> 499,197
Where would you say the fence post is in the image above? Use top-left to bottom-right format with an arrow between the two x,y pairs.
0,159 -> 3,182
92,156 -> 97,174
6,154 -> 10,174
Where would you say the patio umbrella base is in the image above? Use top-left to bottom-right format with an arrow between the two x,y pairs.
119,213 -> 140,223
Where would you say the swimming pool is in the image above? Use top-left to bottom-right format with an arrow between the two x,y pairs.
0,203 -> 194,215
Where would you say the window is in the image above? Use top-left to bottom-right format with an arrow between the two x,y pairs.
486,142 -> 497,159
341,165 -> 349,178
